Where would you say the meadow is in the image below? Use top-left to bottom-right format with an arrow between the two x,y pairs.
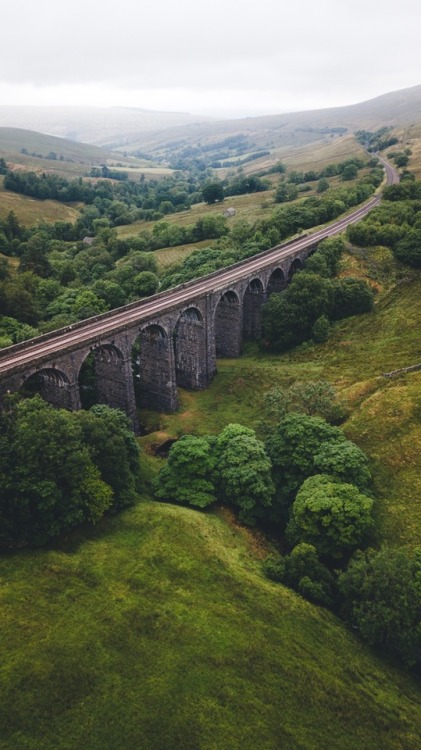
0,176 -> 80,225
1,499 -> 420,750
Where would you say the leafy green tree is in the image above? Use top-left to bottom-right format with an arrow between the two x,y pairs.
92,280 -> 127,309
18,233 -> 52,278
78,405 -> 142,510
341,164 -> 358,181
154,435 -> 216,508
262,272 -> 333,351
287,474 -> 374,559
261,380 -> 343,429
263,543 -> 334,606
394,229 -> 421,267
317,178 -> 330,193
202,180 -> 224,204
0,396 -> 113,548
265,413 -> 345,518
284,543 -> 335,605
313,440 -> 371,489
312,314 -> 330,342
72,290 -> 107,321
338,547 -> 421,666
275,182 -> 298,203
332,277 -> 374,319
132,271 -> 160,298
214,424 -> 274,524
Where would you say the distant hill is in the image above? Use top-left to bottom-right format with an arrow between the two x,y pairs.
0,126 -> 111,165
0,107 -> 214,149
128,84 -> 421,157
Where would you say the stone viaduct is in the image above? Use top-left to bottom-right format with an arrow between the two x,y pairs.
0,237 -> 313,431
0,156 -> 399,432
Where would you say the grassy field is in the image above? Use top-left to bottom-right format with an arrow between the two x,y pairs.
1,499 -> 420,750
154,239 -> 216,271
218,134 -> 368,178
0,176 -> 81,225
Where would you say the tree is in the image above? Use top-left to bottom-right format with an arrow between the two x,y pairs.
261,379 -> 343,427
18,233 -> 52,278
72,290 -> 107,321
338,547 -> 421,666
341,164 -> 358,181
77,405 -> 142,511
332,278 -> 374,319
154,435 -> 216,508
286,474 -> 374,559
317,178 -> 330,193
262,272 -> 333,352
0,396 -> 113,548
313,440 -> 371,490
312,314 -> 330,343
214,424 -> 274,524
275,182 -> 298,203
132,271 -> 160,298
202,180 -> 224,204
394,229 -> 421,268
265,413 -> 345,518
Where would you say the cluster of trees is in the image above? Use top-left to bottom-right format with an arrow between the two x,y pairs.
355,127 -> 399,152
154,397 -> 421,670
347,179 -> 421,268
274,158 -> 375,204
161,178 -> 377,289
155,386 -> 373,561
4,169 -> 203,228
262,236 -> 374,352
0,396 -> 142,549
0,227 -> 166,339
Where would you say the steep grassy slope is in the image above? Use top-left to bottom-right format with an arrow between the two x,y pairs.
1,500 -> 420,750
0,175 -> 80,225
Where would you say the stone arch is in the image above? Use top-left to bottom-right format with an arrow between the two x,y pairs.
174,307 -> 208,389
243,277 -> 265,340
133,323 -> 177,412
267,268 -> 287,296
215,289 -> 242,358
288,257 -> 303,278
20,367 -> 79,410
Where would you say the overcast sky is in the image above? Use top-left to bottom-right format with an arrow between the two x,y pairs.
1,0 -> 420,117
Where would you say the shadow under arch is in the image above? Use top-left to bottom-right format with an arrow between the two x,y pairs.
243,277 -> 265,340
78,343 -> 125,410
173,306 -> 209,389
267,268 -> 287,296
133,323 -> 178,412
20,367 -> 78,410
288,257 -> 303,278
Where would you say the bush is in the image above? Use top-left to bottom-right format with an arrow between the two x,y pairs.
339,547 -> 421,666
332,278 -> 374,319
0,397 -> 141,548
286,474 -> 374,560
